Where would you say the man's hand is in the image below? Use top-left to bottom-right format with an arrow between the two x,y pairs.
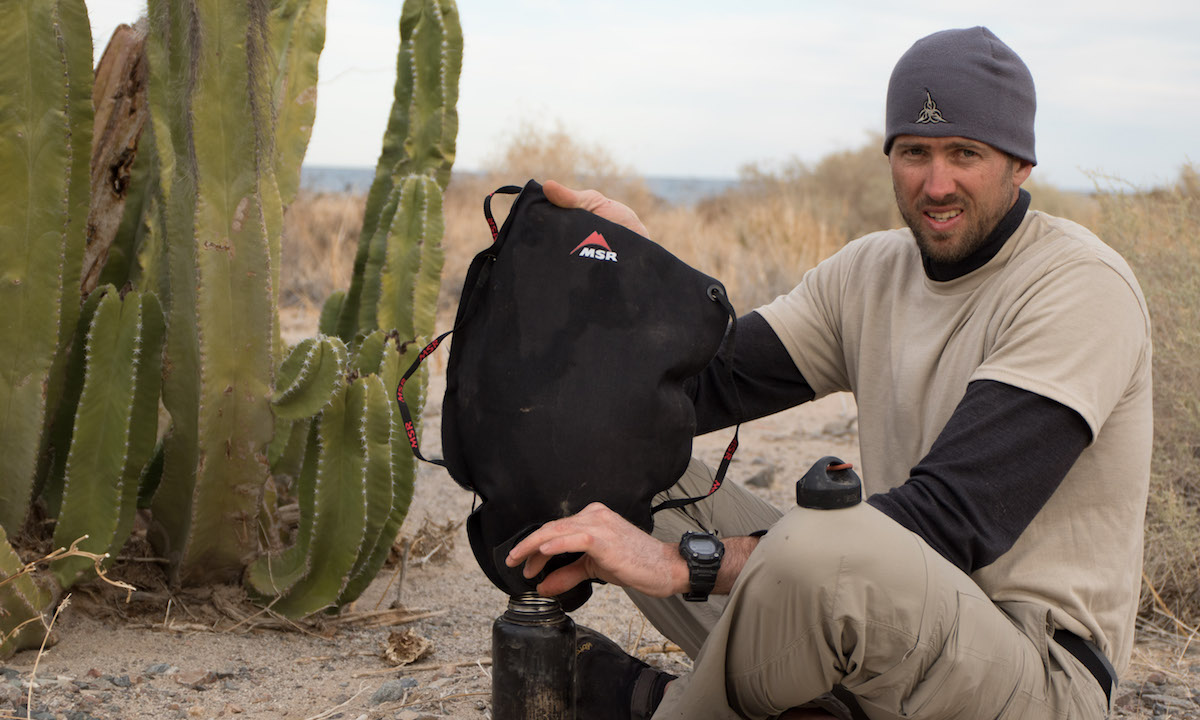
542,180 -> 650,238
505,502 -> 688,599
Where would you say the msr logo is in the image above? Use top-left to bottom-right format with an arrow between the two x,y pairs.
570,231 -> 618,262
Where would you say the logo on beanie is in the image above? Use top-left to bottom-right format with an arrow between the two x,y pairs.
570,231 -> 618,262
915,90 -> 949,124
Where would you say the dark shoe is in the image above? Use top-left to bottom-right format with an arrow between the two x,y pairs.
575,625 -> 676,720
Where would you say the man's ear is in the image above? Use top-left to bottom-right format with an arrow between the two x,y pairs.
1014,158 -> 1034,187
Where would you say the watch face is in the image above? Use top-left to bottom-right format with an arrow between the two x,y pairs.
689,536 -> 719,556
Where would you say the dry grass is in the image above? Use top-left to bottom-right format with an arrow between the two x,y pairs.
281,133 -> 1200,630
1097,166 -> 1200,633
279,190 -> 365,314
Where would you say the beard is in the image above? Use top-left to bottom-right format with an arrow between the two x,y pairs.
896,166 -> 1018,265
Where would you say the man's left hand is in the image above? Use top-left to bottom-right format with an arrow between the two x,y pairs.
505,502 -> 688,598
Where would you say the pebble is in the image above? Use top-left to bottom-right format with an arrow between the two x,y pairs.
369,677 -> 419,705
107,674 -> 133,688
743,466 -> 776,489
1143,693 -> 1197,710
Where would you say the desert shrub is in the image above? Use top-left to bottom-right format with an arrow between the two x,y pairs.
1025,178 -> 1099,226
280,190 -> 365,309
1097,165 -> 1200,631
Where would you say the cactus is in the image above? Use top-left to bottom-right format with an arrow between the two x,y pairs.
330,0 -> 461,342
0,0 -> 84,535
245,0 -> 456,616
0,526 -> 55,661
1,0 -> 458,636
50,287 -> 165,587
247,331 -> 422,614
146,0 -> 291,585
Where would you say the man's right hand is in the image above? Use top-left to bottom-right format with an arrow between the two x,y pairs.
542,180 -> 650,238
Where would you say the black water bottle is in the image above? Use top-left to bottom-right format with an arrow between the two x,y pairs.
492,593 -> 576,720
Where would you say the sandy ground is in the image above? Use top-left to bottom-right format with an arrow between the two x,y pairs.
3,310 -> 1197,719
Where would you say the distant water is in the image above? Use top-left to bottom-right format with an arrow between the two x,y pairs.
299,166 -> 738,207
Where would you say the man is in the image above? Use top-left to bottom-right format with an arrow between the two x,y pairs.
507,26 -> 1152,720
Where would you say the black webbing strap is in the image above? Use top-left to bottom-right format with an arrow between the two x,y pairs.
652,285 -> 744,515
1054,629 -> 1116,705
394,185 -> 522,467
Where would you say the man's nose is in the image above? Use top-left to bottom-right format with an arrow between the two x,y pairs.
923,157 -> 956,200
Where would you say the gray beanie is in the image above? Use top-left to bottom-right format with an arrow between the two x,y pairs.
884,26 -> 1036,165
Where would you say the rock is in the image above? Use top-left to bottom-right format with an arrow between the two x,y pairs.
1115,690 -> 1140,709
175,670 -> 219,690
369,677 -> 419,705
107,674 -> 133,688
743,466 -> 776,489
1142,693 -> 1196,711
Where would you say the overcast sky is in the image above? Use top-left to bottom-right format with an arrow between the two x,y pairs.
90,1 -> 1200,192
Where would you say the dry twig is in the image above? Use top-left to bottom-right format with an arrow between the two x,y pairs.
302,681 -> 369,720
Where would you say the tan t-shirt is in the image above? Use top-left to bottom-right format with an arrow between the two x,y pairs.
758,209 -> 1152,674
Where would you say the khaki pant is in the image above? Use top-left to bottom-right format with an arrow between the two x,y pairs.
630,459 -> 1109,720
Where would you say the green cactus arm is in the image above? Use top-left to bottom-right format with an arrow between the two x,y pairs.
350,330 -> 388,374
272,336 -> 348,421
136,439 -> 166,509
42,0 -> 94,445
318,290 -> 345,337
50,288 -> 136,585
335,335 -> 421,606
338,335 -> 424,605
404,0 -> 461,189
335,374 -> 395,605
37,287 -> 108,519
146,0 -> 202,579
173,0 -> 278,584
51,288 -> 163,587
249,377 -> 374,618
377,174 -> 445,340
353,182 -> 405,335
268,416 -> 309,479
111,290 -> 165,565
269,0 -> 326,206
0,526 -> 55,661
336,0 -> 460,340
246,420 -> 321,598
0,0 -> 73,535
333,1 -> 418,342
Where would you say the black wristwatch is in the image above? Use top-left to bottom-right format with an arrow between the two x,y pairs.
679,531 -> 724,602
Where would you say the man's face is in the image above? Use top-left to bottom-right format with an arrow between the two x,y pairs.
889,135 -> 1033,264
